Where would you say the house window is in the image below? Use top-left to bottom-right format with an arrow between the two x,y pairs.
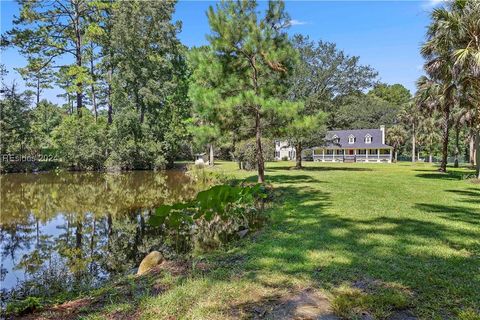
357,149 -> 366,155
275,151 -> 280,158
276,141 -> 280,147
365,134 -> 372,144
330,135 -> 340,144
326,149 -> 334,155
336,149 -> 343,155
348,135 -> 355,144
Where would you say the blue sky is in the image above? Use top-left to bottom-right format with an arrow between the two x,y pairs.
1,0 -> 443,105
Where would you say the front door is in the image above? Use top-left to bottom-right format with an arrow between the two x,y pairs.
348,149 -> 354,155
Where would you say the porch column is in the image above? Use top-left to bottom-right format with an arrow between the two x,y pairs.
389,148 -> 392,163
333,150 -> 335,161
377,149 -> 380,162
322,148 -> 325,162
366,149 -> 369,162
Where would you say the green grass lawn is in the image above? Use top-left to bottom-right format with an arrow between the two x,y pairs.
44,161 -> 480,319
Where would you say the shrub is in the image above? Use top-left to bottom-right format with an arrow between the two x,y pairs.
6,296 -> 42,315
106,109 -> 167,170
149,183 -> 268,253
52,112 -> 108,170
234,138 -> 274,170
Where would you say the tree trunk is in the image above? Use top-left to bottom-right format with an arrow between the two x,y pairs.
475,132 -> 480,179
255,108 -> 265,183
107,54 -> 113,125
454,125 -> 460,168
36,78 -> 40,108
470,131 -> 477,166
295,143 -> 302,169
75,220 -> 82,261
74,2 -> 83,117
412,123 -> 416,162
429,153 -> 433,163
209,143 -> 214,166
89,47 -> 98,122
395,150 -> 398,162
439,107 -> 450,173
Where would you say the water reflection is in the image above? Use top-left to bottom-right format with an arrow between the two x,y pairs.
0,170 -> 201,300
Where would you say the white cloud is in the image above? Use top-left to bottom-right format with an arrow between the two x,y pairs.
421,0 -> 445,9
289,19 -> 308,26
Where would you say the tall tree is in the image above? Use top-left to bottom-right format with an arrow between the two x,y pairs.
7,0 -> 94,115
290,35 -> 378,127
192,0 -> 297,183
386,125 -> 407,162
415,74 -> 455,173
398,102 -> 421,163
15,57 -> 54,107
420,0 -> 480,176
368,83 -> 411,106
281,112 -> 326,169
107,0 -> 189,169
417,115 -> 442,163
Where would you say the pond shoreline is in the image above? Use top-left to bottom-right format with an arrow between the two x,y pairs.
0,161 -> 191,175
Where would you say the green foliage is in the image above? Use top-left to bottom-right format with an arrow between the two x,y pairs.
106,108 -> 164,170
189,0 -> 298,182
30,99 -> 63,149
290,34 -> 378,114
334,94 -> 402,129
0,83 -> 33,156
109,0 -> 190,168
6,296 -> 42,315
387,125 -> 407,160
52,112 -> 107,170
368,83 -> 411,107
234,138 -> 275,170
149,183 -> 268,252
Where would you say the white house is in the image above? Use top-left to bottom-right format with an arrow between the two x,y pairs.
275,126 -> 393,163
274,140 -> 296,160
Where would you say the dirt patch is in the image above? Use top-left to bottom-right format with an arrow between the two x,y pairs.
18,297 -> 101,320
234,288 -> 339,320
15,259 -> 196,320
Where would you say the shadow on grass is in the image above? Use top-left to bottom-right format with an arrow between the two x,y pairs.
267,166 -> 373,172
415,203 -> 479,225
233,183 -> 479,319
445,188 -> 480,205
415,172 -> 464,180
240,174 -> 326,185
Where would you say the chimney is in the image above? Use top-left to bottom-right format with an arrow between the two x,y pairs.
380,125 -> 385,144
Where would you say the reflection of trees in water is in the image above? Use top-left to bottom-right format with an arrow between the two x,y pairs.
0,171 -> 200,298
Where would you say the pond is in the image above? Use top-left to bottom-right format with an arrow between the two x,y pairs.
0,170 -> 205,303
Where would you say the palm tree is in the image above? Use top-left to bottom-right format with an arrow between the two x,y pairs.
422,0 -> 480,176
418,116 -> 442,163
386,125 -> 407,162
415,75 -> 455,172
398,103 -> 420,162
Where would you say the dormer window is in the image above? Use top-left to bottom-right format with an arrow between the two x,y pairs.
365,134 -> 372,144
332,135 -> 340,144
348,134 -> 356,144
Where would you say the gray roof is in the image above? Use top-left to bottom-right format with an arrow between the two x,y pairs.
323,128 -> 392,149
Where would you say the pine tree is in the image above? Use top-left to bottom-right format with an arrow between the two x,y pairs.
192,0 -> 297,183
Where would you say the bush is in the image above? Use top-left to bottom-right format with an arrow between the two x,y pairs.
52,112 -> 108,170
149,183 -> 268,253
106,109 -> 167,170
6,297 -> 42,315
234,138 -> 274,170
